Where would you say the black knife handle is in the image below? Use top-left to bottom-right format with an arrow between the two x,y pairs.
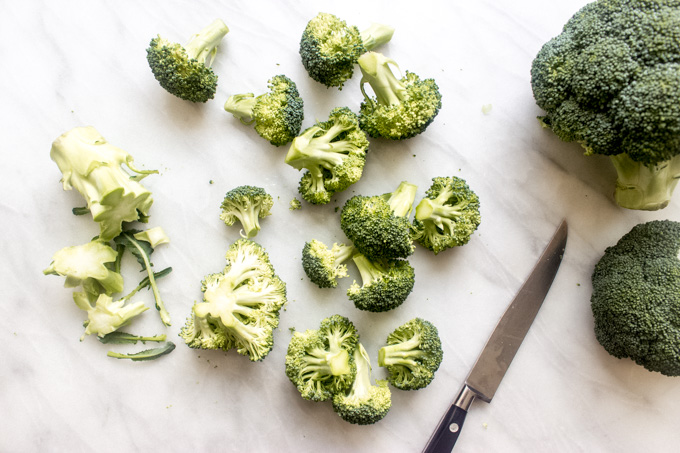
422,385 -> 477,453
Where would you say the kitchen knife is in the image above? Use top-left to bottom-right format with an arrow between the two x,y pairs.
423,219 -> 568,452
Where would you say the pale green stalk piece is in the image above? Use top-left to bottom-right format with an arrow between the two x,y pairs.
73,293 -> 149,340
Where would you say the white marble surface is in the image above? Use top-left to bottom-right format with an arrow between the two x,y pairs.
2,1 -> 680,452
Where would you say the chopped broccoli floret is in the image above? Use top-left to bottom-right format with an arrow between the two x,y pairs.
224,75 -> 304,146
530,0 -> 680,210
73,293 -> 149,341
146,19 -> 229,103
289,198 -> 302,210
591,219 -> 680,376
301,239 -> 358,288
285,107 -> 369,204
44,239 -> 124,296
378,318 -> 443,390
357,51 -> 442,140
49,126 -> 157,242
332,343 -> 392,425
347,254 -> 415,313
412,176 -> 482,254
179,239 -> 287,362
219,185 -> 274,238
285,314 -> 359,401
299,12 -> 394,89
340,181 -> 417,260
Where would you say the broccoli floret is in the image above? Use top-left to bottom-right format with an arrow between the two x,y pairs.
219,185 -> 274,238
302,240 -> 358,288
285,314 -> 359,402
591,219 -> 680,376
378,318 -> 443,390
44,239 -> 124,297
146,19 -> 229,103
73,293 -> 149,341
412,176 -> 482,254
179,239 -> 287,362
49,127 -> 157,242
299,12 -> 394,89
357,51 -> 442,140
347,254 -> 415,313
285,107 -> 369,204
340,181 -> 417,260
332,343 -> 392,425
224,75 -> 304,146
530,0 -> 680,210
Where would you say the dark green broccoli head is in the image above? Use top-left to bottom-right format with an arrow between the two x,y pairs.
224,75 -> 304,146
357,52 -> 442,140
285,315 -> 359,401
285,107 -> 369,205
412,176 -> 482,254
591,219 -> 680,376
347,254 -> 415,313
219,185 -> 273,238
301,240 -> 357,288
530,0 -> 680,210
340,181 -> 417,260
378,318 -> 443,390
146,20 -> 229,103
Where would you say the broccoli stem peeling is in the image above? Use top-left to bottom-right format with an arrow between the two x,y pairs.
611,153 -> 680,211
184,19 -> 230,66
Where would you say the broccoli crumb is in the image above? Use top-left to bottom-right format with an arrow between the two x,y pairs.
289,198 -> 302,210
481,104 -> 492,115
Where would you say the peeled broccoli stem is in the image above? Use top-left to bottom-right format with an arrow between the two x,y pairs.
183,19 -> 230,66
385,181 -> 418,217
415,185 -> 469,232
359,52 -> 407,107
224,94 -> 258,124
610,153 -> 680,211
378,334 -> 424,369
359,23 -> 395,52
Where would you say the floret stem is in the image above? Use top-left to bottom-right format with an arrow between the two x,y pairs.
184,19 -> 229,66
360,24 -> 395,51
353,254 -> 385,286
358,51 -> 407,107
385,181 -> 418,217
334,243 -> 358,265
234,203 -> 261,238
610,153 -> 680,211
285,122 -> 356,171
378,336 -> 424,368
224,94 -> 258,125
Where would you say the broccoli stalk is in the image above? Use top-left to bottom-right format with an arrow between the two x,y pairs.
610,153 -> 680,211
183,19 -> 230,67
384,180 -> 418,218
359,23 -> 395,52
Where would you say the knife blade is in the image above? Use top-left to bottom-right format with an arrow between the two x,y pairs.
422,219 -> 568,453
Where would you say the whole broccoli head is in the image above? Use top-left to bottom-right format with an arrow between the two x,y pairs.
49,126 -> 157,242
285,314 -> 359,401
300,12 -> 394,89
146,19 -> 229,103
301,239 -> 358,288
219,185 -> 274,238
224,75 -> 304,146
591,219 -> 680,376
285,107 -> 369,205
378,318 -> 443,390
179,239 -> 287,362
347,254 -> 415,313
412,176 -> 482,254
340,181 -> 417,260
332,343 -> 392,425
357,51 -> 442,140
530,0 -> 680,210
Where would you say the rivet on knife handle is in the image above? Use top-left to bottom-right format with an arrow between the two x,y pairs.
423,385 -> 476,453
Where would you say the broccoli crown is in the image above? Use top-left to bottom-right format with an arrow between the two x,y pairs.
332,343 -> 392,425
412,176 -> 482,254
219,185 -> 274,238
146,19 -> 229,103
225,75 -> 304,146
49,126 -> 156,242
347,254 -> 415,313
530,0 -> 680,209
299,13 -> 365,88
378,318 -> 443,390
340,181 -> 417,260
357,51 -> 442,140
179,239 -> 287,362
285,314 -> 359,401
301,239 -> 358,288
285,107 -> 369,205
591,219 -> 680,376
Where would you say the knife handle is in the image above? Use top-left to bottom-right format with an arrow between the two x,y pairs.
422,385 -> 476,453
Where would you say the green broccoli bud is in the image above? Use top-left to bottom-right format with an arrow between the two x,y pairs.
301,240 -> 358,288
347,254 -> 415,313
